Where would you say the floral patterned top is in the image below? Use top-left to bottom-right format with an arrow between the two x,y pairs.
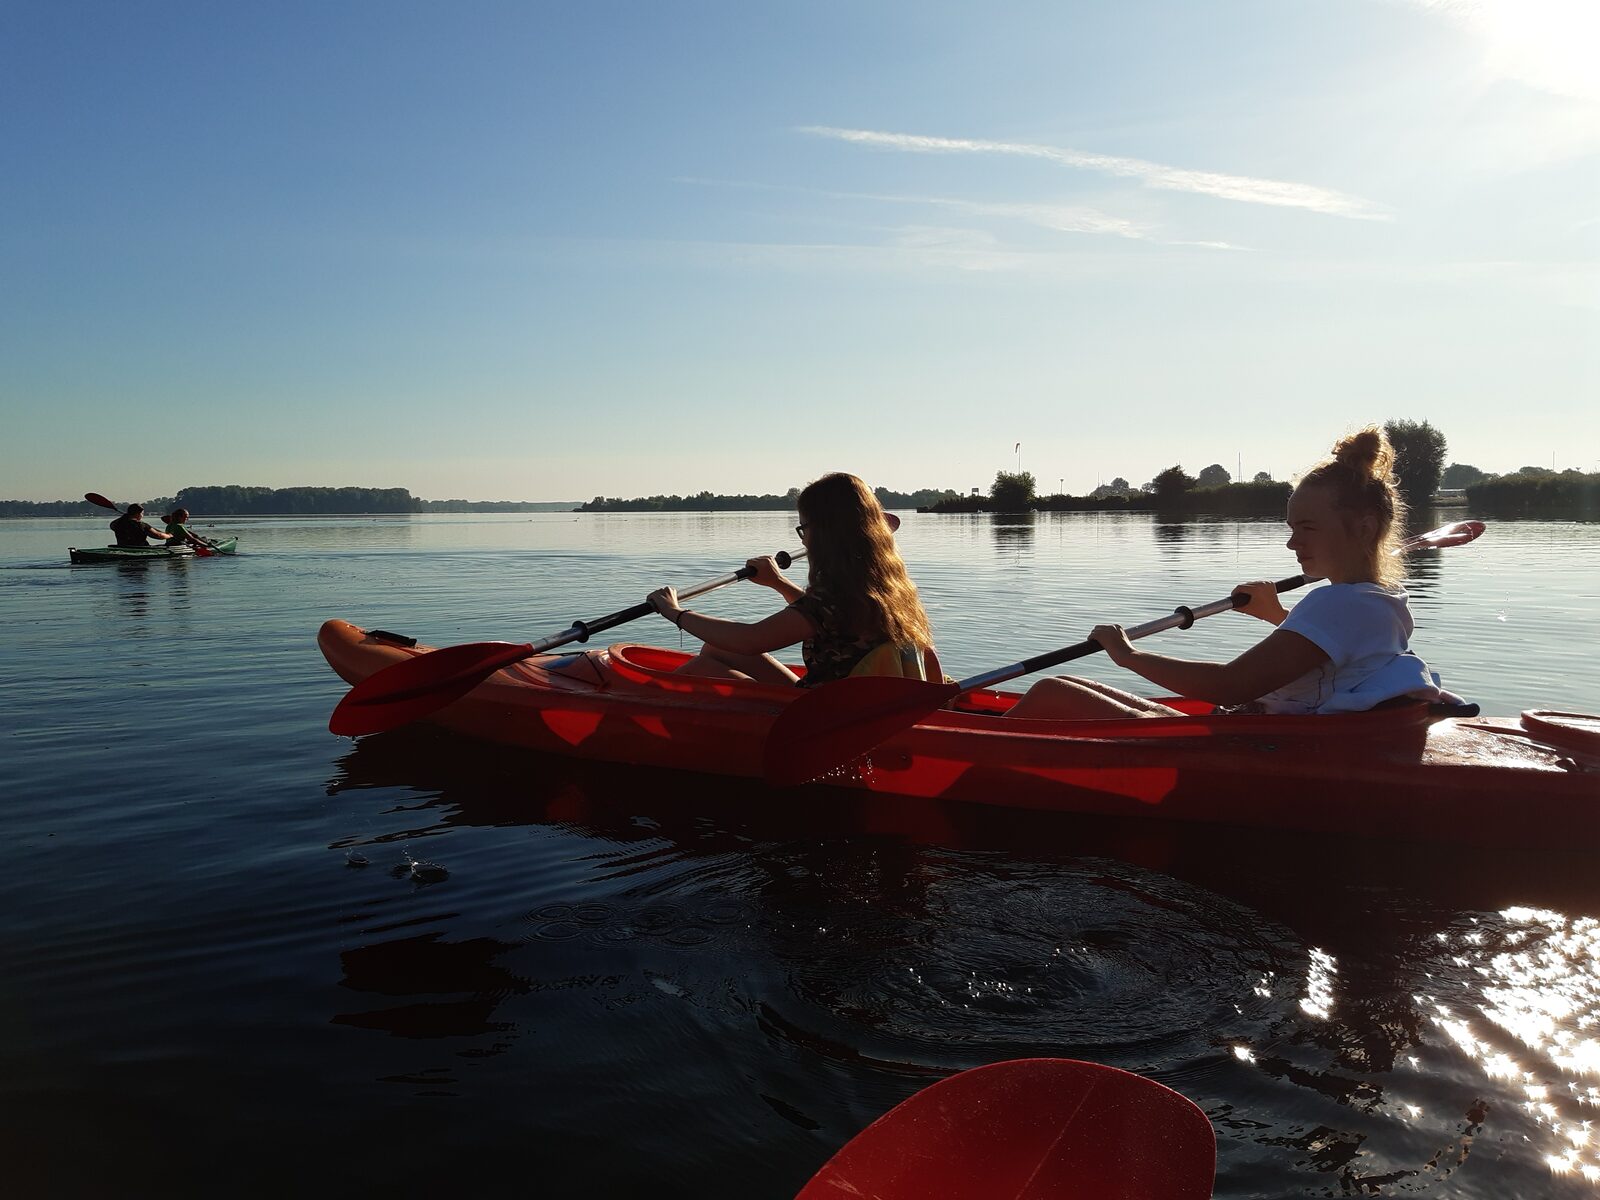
787,585 -> 879,688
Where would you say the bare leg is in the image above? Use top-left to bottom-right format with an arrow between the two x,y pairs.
672,642 -> 800,685
1006,675 -> 1183,719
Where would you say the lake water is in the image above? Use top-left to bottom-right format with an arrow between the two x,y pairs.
3,510 -> 1598,1197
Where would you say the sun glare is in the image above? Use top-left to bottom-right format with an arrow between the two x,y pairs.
1427,0 -> 1600,102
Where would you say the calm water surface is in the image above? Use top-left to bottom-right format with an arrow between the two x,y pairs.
3,511 -> 1598,1196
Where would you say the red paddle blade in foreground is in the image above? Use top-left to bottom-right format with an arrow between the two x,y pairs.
1410,519 -> 1484,550
763,675 -> 957,788
796,1058 -> 1215,1200
328,640 -> 534,736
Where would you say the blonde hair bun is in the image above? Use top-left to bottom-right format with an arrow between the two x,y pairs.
1331,426 -> 1395,482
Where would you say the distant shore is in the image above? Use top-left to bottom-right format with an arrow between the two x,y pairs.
8,470 -> 1595,520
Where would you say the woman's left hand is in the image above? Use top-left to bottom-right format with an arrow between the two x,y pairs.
1089,623 -> 1136,666
743,555 -> 787,589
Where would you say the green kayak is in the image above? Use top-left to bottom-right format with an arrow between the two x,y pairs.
68,537 -> 239,564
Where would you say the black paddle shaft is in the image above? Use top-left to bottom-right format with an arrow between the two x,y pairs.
969,573 -> 1311,690
561,549 -> 799,646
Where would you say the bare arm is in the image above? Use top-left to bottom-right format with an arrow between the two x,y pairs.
647,586 -> 816,655
1090,624 -> 1329,706
679,606 -> 815,656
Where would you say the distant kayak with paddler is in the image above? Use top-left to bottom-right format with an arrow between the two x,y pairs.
68,537 -> 239,564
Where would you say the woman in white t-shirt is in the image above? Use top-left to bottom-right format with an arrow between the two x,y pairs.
1007,426 -> 1444,719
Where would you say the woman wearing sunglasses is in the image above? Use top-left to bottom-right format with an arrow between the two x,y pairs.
647,472 -> 938,685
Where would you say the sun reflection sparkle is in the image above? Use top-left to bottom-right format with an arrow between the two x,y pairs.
1423,905 -> 1600,1187
1299,947 -> 1336,1019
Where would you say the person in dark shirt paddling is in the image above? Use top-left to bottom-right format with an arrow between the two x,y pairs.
646,472 -> 940,687
109,504 -> 172,547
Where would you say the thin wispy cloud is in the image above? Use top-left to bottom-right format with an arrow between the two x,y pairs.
801,126 -> 1392,221
677,176 -> 1252,251
936,198 -> 1249,250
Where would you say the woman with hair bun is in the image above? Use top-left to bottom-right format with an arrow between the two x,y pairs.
646,472 -> 939,686
1007,426 -> 1447,718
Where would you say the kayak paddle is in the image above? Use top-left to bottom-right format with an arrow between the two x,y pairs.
763,519 -> 1485,787
795,1058 -> 1215,1200
330,547 -> 808,736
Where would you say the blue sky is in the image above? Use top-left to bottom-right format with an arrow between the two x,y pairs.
3,0 -> 1595,502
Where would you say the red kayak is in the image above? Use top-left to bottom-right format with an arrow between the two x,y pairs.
318,619 -> 1600,849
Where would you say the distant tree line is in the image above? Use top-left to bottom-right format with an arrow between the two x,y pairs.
7,429 -> 1593,521
928,468 -> 1295,515
420,499 -> 583,512
578,486 -> 962,513
926,419 -> 1458,516
1464,469 -> 1600,519
171,486 -> 425,514
0,499 -> 112,518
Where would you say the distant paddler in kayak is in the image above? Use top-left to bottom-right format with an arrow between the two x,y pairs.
161,507 -> 218,551
109,503 -> 173,547
646,472 -> 941,686
1009,425 -> 1455,719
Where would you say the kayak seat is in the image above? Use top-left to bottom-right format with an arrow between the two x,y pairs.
1368,694 -> 1480,718
849,642 -> 945,683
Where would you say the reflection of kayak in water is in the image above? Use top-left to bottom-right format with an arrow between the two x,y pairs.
68,537 -> 238,563
317,619 -> 1600,850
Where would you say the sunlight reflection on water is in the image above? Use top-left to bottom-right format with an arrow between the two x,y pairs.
1424,908 -> 1600,1184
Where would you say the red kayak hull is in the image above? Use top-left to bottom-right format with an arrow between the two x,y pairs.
318,620 -> 1600,848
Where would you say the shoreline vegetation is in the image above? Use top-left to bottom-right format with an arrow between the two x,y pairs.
5,469 -> 1596,521
0,487 -> 583,518
957,473 -> 1596,519
576,487 -> 961,513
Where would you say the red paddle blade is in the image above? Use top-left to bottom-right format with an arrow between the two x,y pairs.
191,541 -> 215,557
328,640 -> 534,736
85,492 -> 118,510
763,675 -> 959,787
797,1058 -> 1215,1200
1409,519 -> 1484,550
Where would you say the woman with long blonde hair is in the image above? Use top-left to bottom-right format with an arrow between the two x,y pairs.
1008,426 -> 1446,718
647,473 -> 938,685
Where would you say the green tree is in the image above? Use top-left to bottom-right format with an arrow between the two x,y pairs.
1090,477 -> 1132,499
1196,464 -> 1231,488
1440,463 -> 1488,489
990,470 -> 1036,512
1253,471 -> 1273,484
1383,419 -> 1447,506
1146,465 -> 1196,505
